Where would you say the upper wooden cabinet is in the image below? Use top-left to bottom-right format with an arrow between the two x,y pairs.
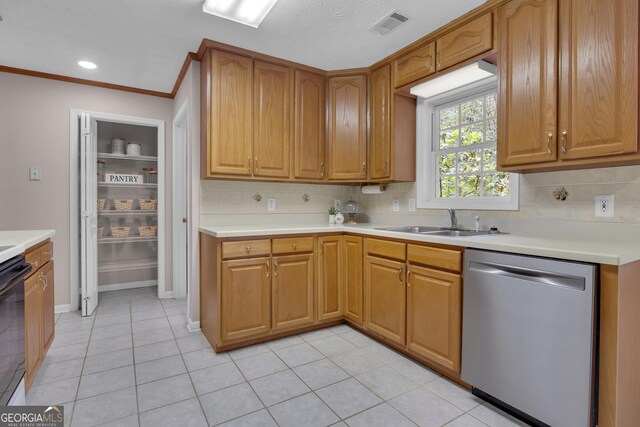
498,0 -> 639,171
497,0 -> 558,167
294,70 -> 326,180
206,50 -> 253,177
369,65 -> 417,182
327,75 -> 368,180
436,13 -> 493,71
394,42 -> 436,88
253,61 -> 291,178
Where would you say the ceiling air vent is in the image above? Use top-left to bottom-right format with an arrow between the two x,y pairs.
369,11 -> 408,35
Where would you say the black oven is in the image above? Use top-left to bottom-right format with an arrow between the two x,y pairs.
0,255 -> 32,405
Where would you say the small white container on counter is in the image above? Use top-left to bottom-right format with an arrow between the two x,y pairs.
127,142 -> 142,156
111,138 -> 126,155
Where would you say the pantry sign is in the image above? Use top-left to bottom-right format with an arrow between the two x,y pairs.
105,173 -> 144,184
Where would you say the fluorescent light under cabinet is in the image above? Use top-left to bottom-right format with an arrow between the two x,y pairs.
203,0 -> 279,28
410,60 -> 496,99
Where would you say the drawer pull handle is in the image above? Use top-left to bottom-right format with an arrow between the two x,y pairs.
292,243 -> 297,250
246,246 -> 251,254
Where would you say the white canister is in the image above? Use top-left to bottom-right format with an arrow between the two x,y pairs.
335,212 -> 345,224
111,138 -> 126,155
127,142 -> 142,156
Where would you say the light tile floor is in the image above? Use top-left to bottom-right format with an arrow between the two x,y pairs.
31,287 -> 526,427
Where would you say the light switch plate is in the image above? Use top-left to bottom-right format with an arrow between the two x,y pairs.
595,195 -> 614,217
29,166 -> 41,181
408,198 -> 416,212
267,198 -> 276,212
334,200 -> 342,211
392,199 -> 400,212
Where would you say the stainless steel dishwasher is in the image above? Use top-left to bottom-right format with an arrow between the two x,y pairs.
462,249 -> 597,427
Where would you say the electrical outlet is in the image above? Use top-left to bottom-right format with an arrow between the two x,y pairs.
392,199 -> 400,212
408,198 -> 416,212
29,166 -> 41,181
267,198 -> 276,212
595,195 -> 614,218
334,200 -> 342,211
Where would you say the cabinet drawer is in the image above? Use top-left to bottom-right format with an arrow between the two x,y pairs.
365,238 -> 406,261
40,241 -> 54,265
407,244 -> 462,272
394,42 -> 436,88
25,249 -> 41,273
222,240 -> 271,259
272,237 -> 314,254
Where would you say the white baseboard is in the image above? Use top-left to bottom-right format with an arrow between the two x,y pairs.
98,280 -> 157,293
159,291 -> 173,299
55,304 -> 71,314
187,319 -> 201,332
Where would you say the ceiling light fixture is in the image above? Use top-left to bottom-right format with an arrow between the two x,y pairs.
410,60 -> 497,99
77,60 -> 97,70
202,0 -> 279,28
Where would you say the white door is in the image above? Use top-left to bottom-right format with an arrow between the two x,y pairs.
172,107 -> 188,299
80,113 -> 99,316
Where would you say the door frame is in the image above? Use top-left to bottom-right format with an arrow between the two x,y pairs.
172,100 -> 190,300
69,109 -> 166,310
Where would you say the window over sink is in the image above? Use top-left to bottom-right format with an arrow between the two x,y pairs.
416,82 -> 519,210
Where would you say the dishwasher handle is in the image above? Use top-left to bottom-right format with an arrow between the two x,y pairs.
468,260 -> 585,291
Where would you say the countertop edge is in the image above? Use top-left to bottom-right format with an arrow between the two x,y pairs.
0,230 -> 56,264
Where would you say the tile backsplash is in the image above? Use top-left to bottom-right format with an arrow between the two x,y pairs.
200,165 -> 640,224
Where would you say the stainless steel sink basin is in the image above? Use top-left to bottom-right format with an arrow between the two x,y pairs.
376,226 -> 443,233
376,226 -> 500,237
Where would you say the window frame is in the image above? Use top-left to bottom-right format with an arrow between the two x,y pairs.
416,79 -> 519,210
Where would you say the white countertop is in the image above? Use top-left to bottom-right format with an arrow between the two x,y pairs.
199,223 -> 640,266
0,230 -> 56,264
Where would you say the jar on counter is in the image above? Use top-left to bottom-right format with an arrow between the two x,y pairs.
149,170 -> 158,184
97,160 -> 106,182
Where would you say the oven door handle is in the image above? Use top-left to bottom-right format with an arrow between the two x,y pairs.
0,264 -> 33,295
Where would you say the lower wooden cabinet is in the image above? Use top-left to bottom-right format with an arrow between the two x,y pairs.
221,257 -> 271,341
365,255 -> 406,346
317,236 -> 343,322
272,253 -> 314,331
344,236 -> 364,325
24,252 -> 55,392
406,264 -> 462,374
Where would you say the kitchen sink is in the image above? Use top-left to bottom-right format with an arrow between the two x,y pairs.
376,226 -> 500,237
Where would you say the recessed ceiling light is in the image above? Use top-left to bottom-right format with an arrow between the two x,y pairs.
77,60 -> 97,70
202,0 -> 279,28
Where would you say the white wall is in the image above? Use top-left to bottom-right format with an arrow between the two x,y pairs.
0,72 -> 174,308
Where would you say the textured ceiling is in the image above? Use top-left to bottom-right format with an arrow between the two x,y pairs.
0,0 -> 485,93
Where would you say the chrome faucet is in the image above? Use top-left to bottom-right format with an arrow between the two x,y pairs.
447,209 -> 458,230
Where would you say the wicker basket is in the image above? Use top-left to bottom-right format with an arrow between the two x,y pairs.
97,227 -> 104,239
138,225 -> 157,237
111,226 -> 130,238
114,199 -> 133,210
97,199 -> 107,210
139,199 -> 158,211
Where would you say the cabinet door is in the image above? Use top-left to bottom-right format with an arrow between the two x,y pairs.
24,274 -> 42,391
497,0 -> 558,167
558,0 -> 638,160
407,264 -> 462,374
317,236 -> 343,322
41,261 -> 55,352
272,254 -> 314,331
365,255 -> 406,345
344,236 -> 364,325
221,257 -> 270,342
394,42 -> 436,88
254,61 -> 291,178
328,75 -> 367,180
436,13 -> 493,71
369,65 -> 392,180
294,70 -> 326,180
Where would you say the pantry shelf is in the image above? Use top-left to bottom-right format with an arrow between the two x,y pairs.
98,260 -> 158,273
98,210 -> 158,216
97,152 -> 158,162
98,237 -> 158,244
